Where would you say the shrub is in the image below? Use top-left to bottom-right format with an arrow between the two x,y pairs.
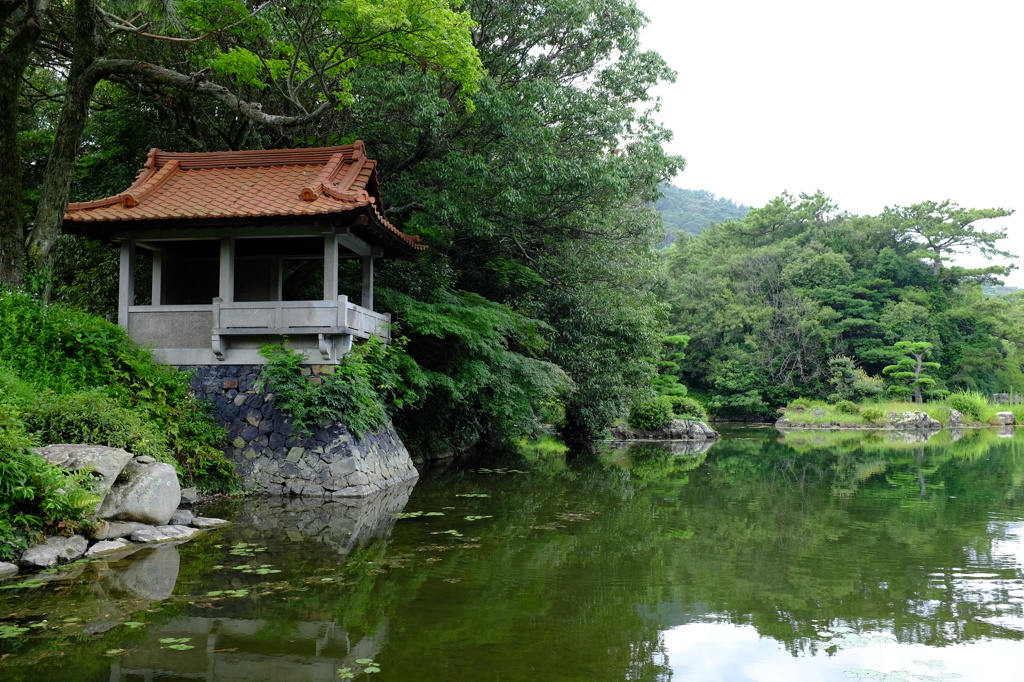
861,407 -> 885,424
22,390 -> 171,462
835,400 -> 860,415
0,289 -> 234,492
786,398 -> 811,413
628,395 -> 675,431
669,395 -> 708,421
260,337 -> 399,437
946,390 -> 991,422
0,404 -> 98,561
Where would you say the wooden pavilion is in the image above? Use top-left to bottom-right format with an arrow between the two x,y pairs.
62,142 -> 424,365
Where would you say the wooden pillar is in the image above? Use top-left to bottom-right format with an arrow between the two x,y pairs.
323,233 -> 339,301
218,237 -> 235,303
150,248 -> 163,306
117,238 -> 135,328
272,256 -> 283,301
361,255 -> 374,311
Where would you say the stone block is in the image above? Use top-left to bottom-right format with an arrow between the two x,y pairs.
232,436 -> 246,449
286,447 -> 305,463
22,535 -> 88,568
233,393 -> 248,407
222,379 -> 238,389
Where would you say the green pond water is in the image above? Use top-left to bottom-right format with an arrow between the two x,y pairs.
3,426 -> 1024,681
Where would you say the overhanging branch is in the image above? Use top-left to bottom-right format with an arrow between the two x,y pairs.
90,58 -> 336,126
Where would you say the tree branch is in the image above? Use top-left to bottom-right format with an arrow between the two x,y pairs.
91,58 -> 336,126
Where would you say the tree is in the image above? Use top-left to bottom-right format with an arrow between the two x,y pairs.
883,341 -> 944,404
883,200 -> 1014,280
1,0 -> 484,286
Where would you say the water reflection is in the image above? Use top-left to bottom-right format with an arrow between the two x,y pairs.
4,429 -> 1024,681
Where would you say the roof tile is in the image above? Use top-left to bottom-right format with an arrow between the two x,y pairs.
63,142 -> 425,256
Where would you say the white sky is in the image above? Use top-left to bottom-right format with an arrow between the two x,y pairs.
634,0 -> 1024,284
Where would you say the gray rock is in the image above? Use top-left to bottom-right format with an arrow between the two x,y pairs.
947,409 -> 964,427
34,444 -> 133,498
0,562 -> 18,579
98,459 -> 181,525
21,535 -> 88,568
85,539 -> 135,557
997,411 -> 1015,425
130,525 -> 201,544
890,411 -> 942,430
133,455 -> 157,464
102,545 -> 180,601
190,516 -> 230,529
179,487 -> 199,505
168,509 -> 195,526
92,521 -> 152,540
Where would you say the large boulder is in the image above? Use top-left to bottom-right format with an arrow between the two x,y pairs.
97,457 -> 181,526
888,411 -> 942,430
21,535 -> 88,569
34,444 -> 133,499
997,411 -> 1015,425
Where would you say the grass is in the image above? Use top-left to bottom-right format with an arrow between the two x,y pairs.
778,395 -> 962,421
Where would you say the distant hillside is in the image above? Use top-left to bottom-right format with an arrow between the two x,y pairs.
655,185 -> 750,246
983,283 -> 1022,297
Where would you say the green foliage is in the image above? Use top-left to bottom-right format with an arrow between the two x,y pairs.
259,337 -> 402,438
668,396 -> 708,421
628,395 -> 675,431
381,289 -> 571,451
883,341 -> 947,403
20,390 -> 170,462
0,404 -> 98,561
655,185 -> 749,246
651,334 -> 690,398
835,400 -> 860,415
945,390 -> 994,423
664,191 -> 1022,413
861,407 -> 884,424
881,200 -> 1014,280
0,289 -> 234,492
827,356 -> 884,403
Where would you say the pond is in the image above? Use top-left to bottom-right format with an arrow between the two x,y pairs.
2,426 -> 1024,681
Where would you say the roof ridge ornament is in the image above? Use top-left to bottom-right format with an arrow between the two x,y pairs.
300,153 -> 345,202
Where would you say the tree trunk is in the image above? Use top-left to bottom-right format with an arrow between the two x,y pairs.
912,352 -> 923,404
27,0 -> 102,292
0,0 -> 48,287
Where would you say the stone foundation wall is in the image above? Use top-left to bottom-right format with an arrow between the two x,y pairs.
184,365 -> 418,496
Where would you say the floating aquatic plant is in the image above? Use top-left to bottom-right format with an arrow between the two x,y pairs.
0,624 -> 29,638
393,511 -> 445,519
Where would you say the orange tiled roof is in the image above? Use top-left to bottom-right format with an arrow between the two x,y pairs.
63,142 -> 424,257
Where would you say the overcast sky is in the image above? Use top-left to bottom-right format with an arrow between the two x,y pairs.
634,0 -> 1023,283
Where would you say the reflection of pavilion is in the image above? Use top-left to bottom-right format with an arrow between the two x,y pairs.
110,617 -> 386,682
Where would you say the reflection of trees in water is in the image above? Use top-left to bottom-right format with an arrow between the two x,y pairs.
667,428 -> 1024,655
6,430 -> 1024,680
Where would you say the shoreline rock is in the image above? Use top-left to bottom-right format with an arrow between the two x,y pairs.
610,418 -> 719,441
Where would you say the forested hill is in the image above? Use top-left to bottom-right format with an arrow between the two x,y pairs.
655,185 -> 750,246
